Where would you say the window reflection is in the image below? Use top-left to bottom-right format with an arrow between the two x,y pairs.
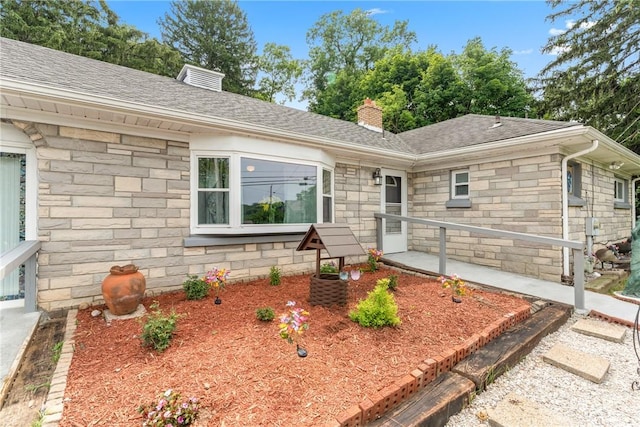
241,158 -> 317,224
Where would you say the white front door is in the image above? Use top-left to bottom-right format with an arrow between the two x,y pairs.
381,169 -> 407,253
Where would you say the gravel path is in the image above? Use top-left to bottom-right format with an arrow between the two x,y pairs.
445,312 -> 640,427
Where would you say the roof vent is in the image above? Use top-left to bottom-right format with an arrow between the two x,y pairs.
177,64 -> 225,92
490,115 -> 503,129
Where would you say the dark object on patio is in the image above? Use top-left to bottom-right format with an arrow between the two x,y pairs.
297,224 -> 365,306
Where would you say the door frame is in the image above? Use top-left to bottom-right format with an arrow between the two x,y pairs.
380,168 -> 407,253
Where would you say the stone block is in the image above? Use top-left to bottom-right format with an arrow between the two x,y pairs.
487,392 -> 577,427
570,318 -> 627,343
542,343 -> 610,383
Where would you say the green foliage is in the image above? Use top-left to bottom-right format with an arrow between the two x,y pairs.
182,274 -> 210,300
387,275 -> 398,291
0,0 -> 183,77
255,307 -> 275,321
304,8 -> 416,113
538,0 -> 639,151
51,341 -> 63,364
140,301 -> 180,352
349,279 -> 401,328
256,43 -> 303,104
269,266 -> 281,286
159,0 -> 258,96
320,261 -> 338,273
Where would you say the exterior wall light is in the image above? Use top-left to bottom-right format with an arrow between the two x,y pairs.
373,168 -> 382,185
609,161 -> 624,170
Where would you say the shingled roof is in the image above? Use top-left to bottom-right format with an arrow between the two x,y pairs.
399,114 -> 582,154
0,37 -> 582,156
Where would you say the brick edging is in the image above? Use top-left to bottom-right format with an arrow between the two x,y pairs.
332,303 -> 532,426
588,309 -> 639,330
41,309 -> 78,427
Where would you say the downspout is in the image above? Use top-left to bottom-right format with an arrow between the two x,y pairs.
562,140 -> 599,277
632,177 -> 640,229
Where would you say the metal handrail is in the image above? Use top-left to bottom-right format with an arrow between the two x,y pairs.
374,213 -> 586,311
0,240 -> 41,312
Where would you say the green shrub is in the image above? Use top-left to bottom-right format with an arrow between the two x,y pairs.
349,279 -> 401,328
269,266 -> 281,286
140,301 -> 181,352
183,274 -> 210,300
320,261 -> 338,273
387,274 -> 398,291
255,307 -> 275,321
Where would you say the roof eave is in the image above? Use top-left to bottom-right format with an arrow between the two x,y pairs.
0,78 -> 415,164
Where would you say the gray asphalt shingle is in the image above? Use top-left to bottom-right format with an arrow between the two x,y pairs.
0,37 -> 581,156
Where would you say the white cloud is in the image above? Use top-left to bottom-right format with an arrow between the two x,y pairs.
513,49 -> 533,55
566,19 -> 596,30
549,45 -> 571,56
365,8 -> 388,16
549,28 -> 566,36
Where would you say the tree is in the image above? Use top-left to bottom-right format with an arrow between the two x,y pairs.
452,37 -> 535,118
255,43 -> 303,104
303,8 -> 416,113
0,0 -> 183,77
159,0 -> 258,96
537,0 -> 639,151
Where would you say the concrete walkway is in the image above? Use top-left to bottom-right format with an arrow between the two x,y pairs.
0,299 -> 41,406
384,251 -> 639,324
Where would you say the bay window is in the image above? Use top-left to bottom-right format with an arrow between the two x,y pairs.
191,140 -> 333,235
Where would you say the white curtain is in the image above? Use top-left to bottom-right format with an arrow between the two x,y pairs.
0,154 -> 21,297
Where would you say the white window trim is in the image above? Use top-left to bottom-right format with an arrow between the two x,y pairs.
451,169 -> 470,199
189,135 -> 334,235
614,177 -> 626,203
0,123 -> 38,240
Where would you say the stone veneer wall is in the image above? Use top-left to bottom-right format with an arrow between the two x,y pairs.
566,161 -> 633,247
16,122 -> 378,311
409,154 -> 565,282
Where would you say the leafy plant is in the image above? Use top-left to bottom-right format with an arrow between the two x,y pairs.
140,301 -> 181,352
256,307 -> 275,321
51,341 -> 63,364
349,278 -> 401,328
387,274 -> 398,291
278,301 -> 310,344
367,247 -> 383,272
138,389 -> 199,426
269,266 -> 281,286
320,261 -> 338,274
182,274 -> 210,300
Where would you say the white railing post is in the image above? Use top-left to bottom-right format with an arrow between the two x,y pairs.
573,248 -> 586,312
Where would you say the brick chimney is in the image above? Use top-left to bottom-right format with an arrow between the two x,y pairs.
357,98 -> 383,132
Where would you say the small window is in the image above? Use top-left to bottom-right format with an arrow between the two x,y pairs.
613,177 -> 630,209
452,170 -> 469,199
446,169 -> 471,208
322,169 -> 332,222
567,161 -> 585,207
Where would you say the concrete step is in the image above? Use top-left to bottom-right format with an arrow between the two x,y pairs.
486,392 -> 578,427
542,343 -> 610,383
570,318 -> 627,343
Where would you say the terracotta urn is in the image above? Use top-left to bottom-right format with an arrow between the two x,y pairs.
101,264 -> 146,315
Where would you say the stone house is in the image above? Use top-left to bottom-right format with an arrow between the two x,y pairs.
1,37 -> 639,311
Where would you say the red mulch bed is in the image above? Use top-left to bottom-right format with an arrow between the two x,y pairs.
60,266 -> 529,426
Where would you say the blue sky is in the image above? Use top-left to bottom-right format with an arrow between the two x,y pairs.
107,1 -> 572,110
